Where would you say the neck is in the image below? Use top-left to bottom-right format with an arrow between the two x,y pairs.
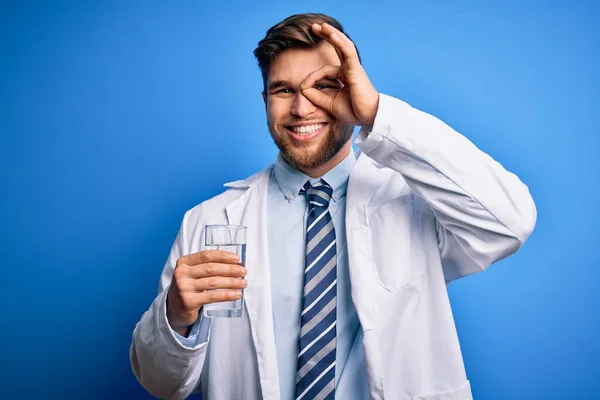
302,140 -> 352,178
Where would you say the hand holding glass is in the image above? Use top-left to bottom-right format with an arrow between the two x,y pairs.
202,225 -> 247,318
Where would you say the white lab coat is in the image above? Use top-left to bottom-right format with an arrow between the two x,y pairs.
130,94 -> 536,400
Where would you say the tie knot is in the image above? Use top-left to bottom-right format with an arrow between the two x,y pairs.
302,179 -> 333,208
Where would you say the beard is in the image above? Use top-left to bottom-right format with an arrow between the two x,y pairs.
267,120 -> 354,173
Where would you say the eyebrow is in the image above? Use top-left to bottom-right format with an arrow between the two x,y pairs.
268,80 -> 290,92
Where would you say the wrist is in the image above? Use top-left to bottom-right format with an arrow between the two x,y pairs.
360,92 -> 380,130
173,324 -> 192,338
167,310 -> 193,337
166,295 -> 195,337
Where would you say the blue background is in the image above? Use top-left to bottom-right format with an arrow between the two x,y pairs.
1,0 -> 598,398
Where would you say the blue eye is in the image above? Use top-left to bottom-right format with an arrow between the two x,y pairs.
316,84 -> 335,90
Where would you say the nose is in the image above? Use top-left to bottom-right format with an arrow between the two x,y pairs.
291,91 -> 317,118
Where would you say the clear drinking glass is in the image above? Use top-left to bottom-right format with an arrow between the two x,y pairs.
202,224 -> 247,318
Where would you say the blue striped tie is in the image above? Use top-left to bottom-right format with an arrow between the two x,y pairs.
295,179 -> 337,400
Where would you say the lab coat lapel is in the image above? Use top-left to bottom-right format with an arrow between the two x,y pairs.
224,167 -> 281,400
347,152 -> 388,399
346,151 -> 391,326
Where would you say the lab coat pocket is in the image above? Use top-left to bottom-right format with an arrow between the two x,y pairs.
367,194 -> 426,291
412,381 -> 472,400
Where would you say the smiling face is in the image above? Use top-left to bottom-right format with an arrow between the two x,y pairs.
263,41 -> 354,177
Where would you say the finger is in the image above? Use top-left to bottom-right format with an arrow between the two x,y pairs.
200,289 -> 243,305
311,23 -> 345,64
195,276 -> 247,292
190,262 -> 247,279
300,65 -> 341,90
312,23 -> 361,69
301,87 -> 335,115
179,249 -> 240,267
299,65 -> 341,112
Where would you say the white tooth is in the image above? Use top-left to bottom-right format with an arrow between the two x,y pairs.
292,123 -> 324,135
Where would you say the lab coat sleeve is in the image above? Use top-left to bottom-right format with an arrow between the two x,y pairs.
129,209 -> 211,400
355,94 -> 537,282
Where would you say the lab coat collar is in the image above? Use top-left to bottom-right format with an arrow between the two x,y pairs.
223,165 -> 281,399
223,167 -> 271,189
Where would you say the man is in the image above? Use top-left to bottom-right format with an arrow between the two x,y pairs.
130,13 -> 536,400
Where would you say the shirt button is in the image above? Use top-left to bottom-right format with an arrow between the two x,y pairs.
288,194 -> 296,200
333,193 -> 340,201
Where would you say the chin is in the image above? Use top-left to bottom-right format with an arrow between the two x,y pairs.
271,123 -> 349,171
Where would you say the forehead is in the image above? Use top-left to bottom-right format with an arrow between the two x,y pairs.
267,42 -> 341,85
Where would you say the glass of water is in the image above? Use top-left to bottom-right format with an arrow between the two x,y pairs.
202,224 -> 247,318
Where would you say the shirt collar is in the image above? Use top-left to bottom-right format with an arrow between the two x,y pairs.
273,150 -> 356,204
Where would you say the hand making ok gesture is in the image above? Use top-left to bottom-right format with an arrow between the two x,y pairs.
300,23 -> 380,129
